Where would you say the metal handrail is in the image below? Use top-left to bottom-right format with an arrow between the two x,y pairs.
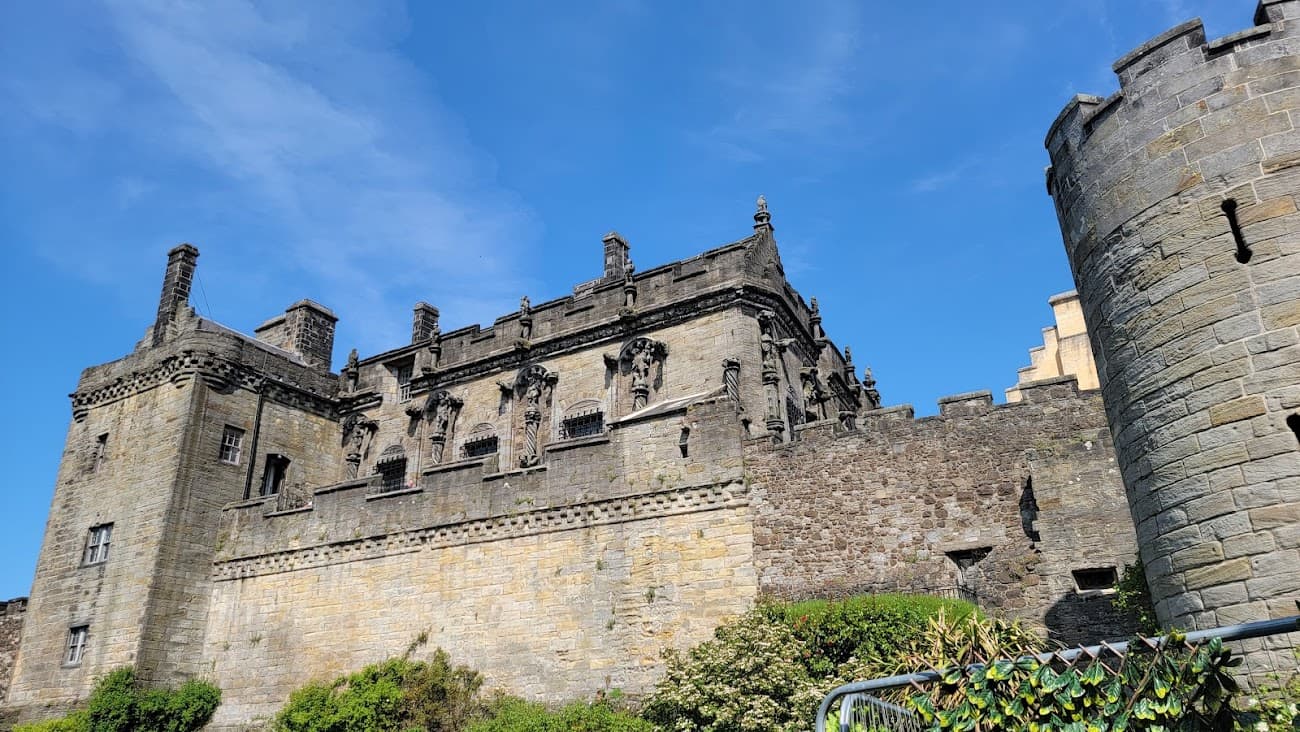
814,614 -> 1300,732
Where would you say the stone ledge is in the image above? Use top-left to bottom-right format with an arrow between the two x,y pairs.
544,433 -> 611,453
364,486 -> 423,501
483,464 -> 548,482
421,457 -> 487,476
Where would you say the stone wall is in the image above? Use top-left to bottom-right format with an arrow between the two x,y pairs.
206,489 -> 755,728
0,598 -> 26,706
745,377 -> 1138,644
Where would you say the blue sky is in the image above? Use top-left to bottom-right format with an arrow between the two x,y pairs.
0,0 -> 1251,598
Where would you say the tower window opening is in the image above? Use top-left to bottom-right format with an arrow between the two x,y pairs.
1287,413 -> 1300,445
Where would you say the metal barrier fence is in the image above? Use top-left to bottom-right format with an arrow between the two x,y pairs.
815,614 -> 1300,732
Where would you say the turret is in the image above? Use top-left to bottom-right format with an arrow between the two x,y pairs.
1045,0 -> 1300,649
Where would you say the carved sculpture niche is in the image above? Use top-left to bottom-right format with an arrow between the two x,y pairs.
509,364 -> 557,468
800,366 -> 829,423
758,310 -> 792,441
340,413 -> 378,480
420,390 -> 463,465
605,337 -> 668,413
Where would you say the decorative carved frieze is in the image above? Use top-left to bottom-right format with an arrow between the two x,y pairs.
213,481 -> 750,581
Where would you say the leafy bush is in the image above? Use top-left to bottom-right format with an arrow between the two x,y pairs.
273,651 -> 485,732
468,694 -> 654,732
1112,562 -> 1160,636
643,608 -> 822,732
763,593 -> 978,679
15,667 -> 219,732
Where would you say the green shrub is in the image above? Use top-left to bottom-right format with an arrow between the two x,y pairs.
763,593 -> 978,679
468,695 -> 654,732
643,608 -> 822,732
273,651 -> 485,732
1112,562 -> 1160,636
15,667 -> 219,732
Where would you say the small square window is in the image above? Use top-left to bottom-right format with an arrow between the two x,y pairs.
65,625 -> 88,665
83,524 -> 112,566
219,426 -> 244,465
1072,567 -> 1118,592
462,434 -> 499,459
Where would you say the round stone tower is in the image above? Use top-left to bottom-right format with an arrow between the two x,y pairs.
1046,0 -> 1300,635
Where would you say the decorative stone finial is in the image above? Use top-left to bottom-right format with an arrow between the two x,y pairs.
520,295 -> 530,313
753,194 -> 772,231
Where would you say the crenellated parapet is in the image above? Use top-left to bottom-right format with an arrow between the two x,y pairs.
1045,0 -> 1300,639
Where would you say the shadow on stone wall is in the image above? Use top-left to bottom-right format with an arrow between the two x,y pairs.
1044,591 -> 1135,647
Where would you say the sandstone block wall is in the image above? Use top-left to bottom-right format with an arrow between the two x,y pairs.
1046,0 -> 1300,637
745,378 -> 1138,645
0,599 -> 26,707
205,490 -> 756,729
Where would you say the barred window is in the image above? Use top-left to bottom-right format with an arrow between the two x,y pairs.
462,434 -> 499,458
560,408 -> 604,439
219,426 -> 244,465
378,460 -> 407,491
66,625 -> 88,665
83,524 -> 112,566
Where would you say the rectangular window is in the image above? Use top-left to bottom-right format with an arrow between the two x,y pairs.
462,435 -> 499,458
219,426 -> 244,465
65,625 -> 88,665
259,454 -> 290,497
396,363 -> 414,403
560,409 -> 604,439
92,433 -> 108,473
1072,567 -> 1118,592
83,524 -> 112,566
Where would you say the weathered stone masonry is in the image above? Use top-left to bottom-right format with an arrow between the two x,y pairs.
0,599 -> 26,710
3,199 -> 1141,729
746,378 -> 1136,646
1047,0 -> 1300,654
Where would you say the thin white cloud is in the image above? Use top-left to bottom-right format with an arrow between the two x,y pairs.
7,0 -> 538,357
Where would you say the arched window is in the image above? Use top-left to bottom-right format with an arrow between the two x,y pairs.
374,444 -> 407,492
560,399 -> 605,439
462,424 -> 499,459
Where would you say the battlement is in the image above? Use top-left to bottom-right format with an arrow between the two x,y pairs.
1046,1 -> 1296,172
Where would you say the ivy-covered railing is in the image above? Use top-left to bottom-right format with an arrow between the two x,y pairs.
816,614 -> 1300,732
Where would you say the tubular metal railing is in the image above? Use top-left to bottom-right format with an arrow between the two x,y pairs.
815,614 -> 1300,732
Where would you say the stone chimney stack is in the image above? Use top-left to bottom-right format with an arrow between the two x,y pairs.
602,231 -> 630,280
254,300 -> 338,371
412,302 -> 440,343
152,244 -> 199,346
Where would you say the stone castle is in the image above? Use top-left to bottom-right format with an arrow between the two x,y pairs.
1,1 -> 1297,728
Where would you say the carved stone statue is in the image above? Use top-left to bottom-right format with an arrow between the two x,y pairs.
757,194 -> 768,214
341,414 -> 377,479
343,348 -> 360,392
630,345 -> 653,390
